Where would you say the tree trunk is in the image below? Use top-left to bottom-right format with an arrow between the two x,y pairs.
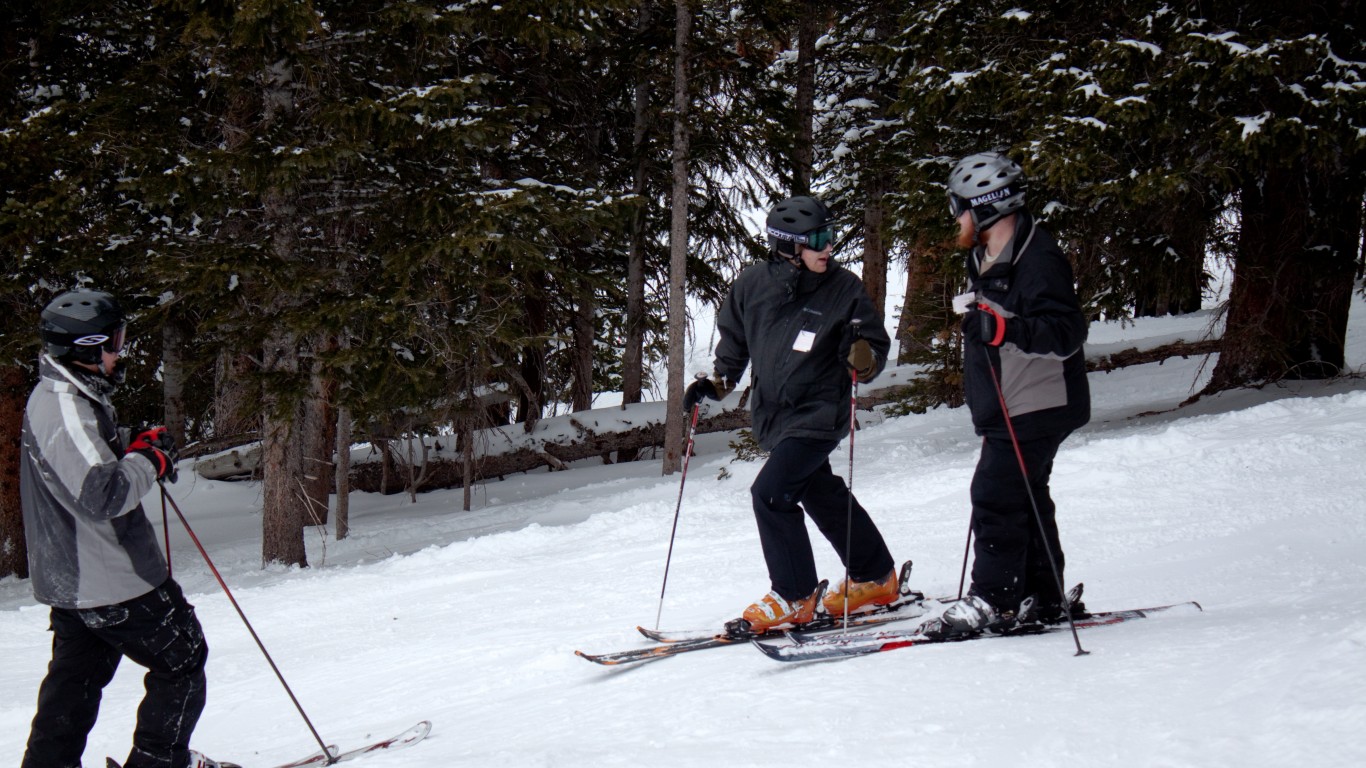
1203,157 -> 1358,394
519,277 -> 548,432
260,330 -> 309,567
619,0 -> 654,463
0,365 -> 28,579
571,282 -> 596,412
461,419 -> 475,512
663,0 -> 691,475
334,405 -> 350,540
214,349 -> 258,443
260,184 -> 309,567
300,354 -> 335,526
861,173 -> 888,318
895,239 -> 951,364
162,313 -> 188,446
792,4 -> 820,194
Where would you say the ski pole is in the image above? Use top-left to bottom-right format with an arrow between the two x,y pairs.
655,381 -> 704,630
957,496 -> 974,599
158,483 -> 337,760
160,486 -> 172,579
979,347 -> 1088,656
842,365 -> 858,631
841,318 -> 862,632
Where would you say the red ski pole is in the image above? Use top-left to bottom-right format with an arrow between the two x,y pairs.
158,483 -> 338,760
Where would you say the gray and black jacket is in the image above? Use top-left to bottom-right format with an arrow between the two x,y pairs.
963,212 -> 1090,441
714,258 -> 891,451
20,355 -> 166,609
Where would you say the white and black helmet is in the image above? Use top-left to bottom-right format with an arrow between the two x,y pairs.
40,289 -> 127,365
947,151 -> 1026,231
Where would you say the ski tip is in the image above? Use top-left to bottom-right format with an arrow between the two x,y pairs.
408,720 -> 434,742
750,639 -> 786,659
570,645 -> 628,664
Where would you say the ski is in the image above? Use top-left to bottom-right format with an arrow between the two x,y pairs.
108,758 -> 246,768
107,754 -> 247,759
272,721 -> 431,767
576,633 -> 743,665
753,601 -> 1203,663
636,561 -> 925,644
105,722 -> 428,768
578,562 -> 937,665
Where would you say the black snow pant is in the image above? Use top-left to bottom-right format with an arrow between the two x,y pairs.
751,436 -> 895,601
968,431 -> 1071,613
23,578 -> 208,768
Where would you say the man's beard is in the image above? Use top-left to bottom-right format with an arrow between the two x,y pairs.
956,218 -> 981,249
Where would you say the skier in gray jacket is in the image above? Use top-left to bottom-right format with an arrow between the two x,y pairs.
683,196 -> 898,633
21,289 -> 222,768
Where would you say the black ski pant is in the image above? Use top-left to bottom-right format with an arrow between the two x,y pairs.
968,431 -> 1071,613
751,436 -> 895,602
23,578 -> 208,768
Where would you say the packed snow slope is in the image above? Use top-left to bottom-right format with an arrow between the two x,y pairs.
2,298 -> 1364,768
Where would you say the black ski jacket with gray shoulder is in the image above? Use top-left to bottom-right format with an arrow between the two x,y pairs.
963,212 -> 1090,440
713,258 -> 890,451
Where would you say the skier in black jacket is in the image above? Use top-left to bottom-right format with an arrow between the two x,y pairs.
683,196 -> 897,633
934,152 -> 1091,637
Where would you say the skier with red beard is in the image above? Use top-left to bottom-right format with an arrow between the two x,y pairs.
931,151 -> 1091,637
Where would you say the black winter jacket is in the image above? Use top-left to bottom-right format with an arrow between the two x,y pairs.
963,213 -> 1090,440
714,258 -> 891,451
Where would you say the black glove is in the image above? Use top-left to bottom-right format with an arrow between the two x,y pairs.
976,303 -> 1007,347
962,303 -> 1007,347
682,375 -> 733,414
127,426 -> 179,482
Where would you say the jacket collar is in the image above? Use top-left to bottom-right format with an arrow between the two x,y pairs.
973,211 -> 1038,277
40,354 -> 117,405
769,255 -> 835,301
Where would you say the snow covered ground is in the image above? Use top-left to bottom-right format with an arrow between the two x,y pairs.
3,292 -> 1365,768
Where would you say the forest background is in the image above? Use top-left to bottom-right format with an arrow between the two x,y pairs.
1,1 -> 1361,572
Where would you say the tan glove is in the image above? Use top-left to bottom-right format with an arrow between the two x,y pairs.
847,339 -> 876,383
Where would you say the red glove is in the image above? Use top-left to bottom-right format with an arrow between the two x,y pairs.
127,426 -> 179,482
978,303 -> 1007,347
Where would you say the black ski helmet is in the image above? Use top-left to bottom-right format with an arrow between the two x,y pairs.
40,289 -> 126,365
766,195 -> 836,258
947,151 -> 1026,231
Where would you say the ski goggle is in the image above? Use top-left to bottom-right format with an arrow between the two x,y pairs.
73,324 -> 126,355
948,192 -> 970,219
768,223 -> 836,252
804,225 -> 835,250
949,185 -> 1017,219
